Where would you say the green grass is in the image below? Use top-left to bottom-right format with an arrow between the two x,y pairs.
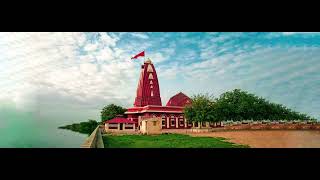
103,134 -> 249,148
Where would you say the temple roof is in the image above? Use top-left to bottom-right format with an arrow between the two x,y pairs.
166,92 -> 191,107
106,117 -> 135,124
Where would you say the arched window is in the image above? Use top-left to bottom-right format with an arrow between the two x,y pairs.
170,115 -> 175,126
161,114 -> 166,127
179,115 -> 184,126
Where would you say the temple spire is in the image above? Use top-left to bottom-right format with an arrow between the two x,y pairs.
134,58 -> 162,107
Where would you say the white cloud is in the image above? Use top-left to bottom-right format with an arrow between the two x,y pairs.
83,43 -> 98,51
79,63 -> 98,75
130,33 -> 149,39
95,46 -> 114,62
148,52 -> 167,63
283,32 -> 320,35
0,32 -> 138,113
99,32 -> 118,47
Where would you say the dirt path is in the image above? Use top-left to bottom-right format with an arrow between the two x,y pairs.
189,130 -> 320,148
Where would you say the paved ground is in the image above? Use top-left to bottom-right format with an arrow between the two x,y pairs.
189,130 -> 320,148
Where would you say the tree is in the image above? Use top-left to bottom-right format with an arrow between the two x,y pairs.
214,89 -> 314,121
184,94 -> 217,123
184,89 -> 315,123
101,104 -> 127,122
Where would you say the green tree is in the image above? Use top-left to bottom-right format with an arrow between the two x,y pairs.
184,94 -> 217,123
184,89 -> 315,123
214,89 -> 314,121
101,104 -> 127,122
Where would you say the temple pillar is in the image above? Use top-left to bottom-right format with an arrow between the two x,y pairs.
133,123 -> 136,131
123,123 -> 126,130
192,122 -> 195,128
118,123 -> 120,130
176,116 -> 179,128
206,122 -> 210,128
166,117 -> 170,128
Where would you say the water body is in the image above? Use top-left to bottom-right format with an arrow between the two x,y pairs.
0,105 -> 92,148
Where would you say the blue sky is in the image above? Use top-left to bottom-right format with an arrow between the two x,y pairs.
0,32 -> 319,120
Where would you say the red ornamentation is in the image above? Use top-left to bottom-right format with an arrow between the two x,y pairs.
134,61 -> 162,107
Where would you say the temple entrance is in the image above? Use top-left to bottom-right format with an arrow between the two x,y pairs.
120,123 -> 123,130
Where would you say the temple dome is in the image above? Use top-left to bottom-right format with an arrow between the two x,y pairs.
166,92 -> 191,107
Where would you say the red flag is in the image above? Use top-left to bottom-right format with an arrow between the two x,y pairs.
131,51 -> 145,59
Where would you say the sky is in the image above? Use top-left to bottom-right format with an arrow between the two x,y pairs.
0,32 -> 319,122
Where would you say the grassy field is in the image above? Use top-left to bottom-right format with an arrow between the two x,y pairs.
103,134 -> 249,148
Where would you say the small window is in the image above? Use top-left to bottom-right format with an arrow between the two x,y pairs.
171,120 -> 175,126
153,121 -> 157,126
162,115 -> 166,127
170,115 -> 175,126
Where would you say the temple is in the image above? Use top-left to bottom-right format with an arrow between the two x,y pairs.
106,58 -> 221,132
124,58 -> 195,130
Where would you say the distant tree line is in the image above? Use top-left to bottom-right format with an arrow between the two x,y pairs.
59,120 -> 99,136
59,104 -> 127,135
184,89 -> 315,122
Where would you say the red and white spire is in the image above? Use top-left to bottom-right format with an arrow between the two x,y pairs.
134,58 -> 162,107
